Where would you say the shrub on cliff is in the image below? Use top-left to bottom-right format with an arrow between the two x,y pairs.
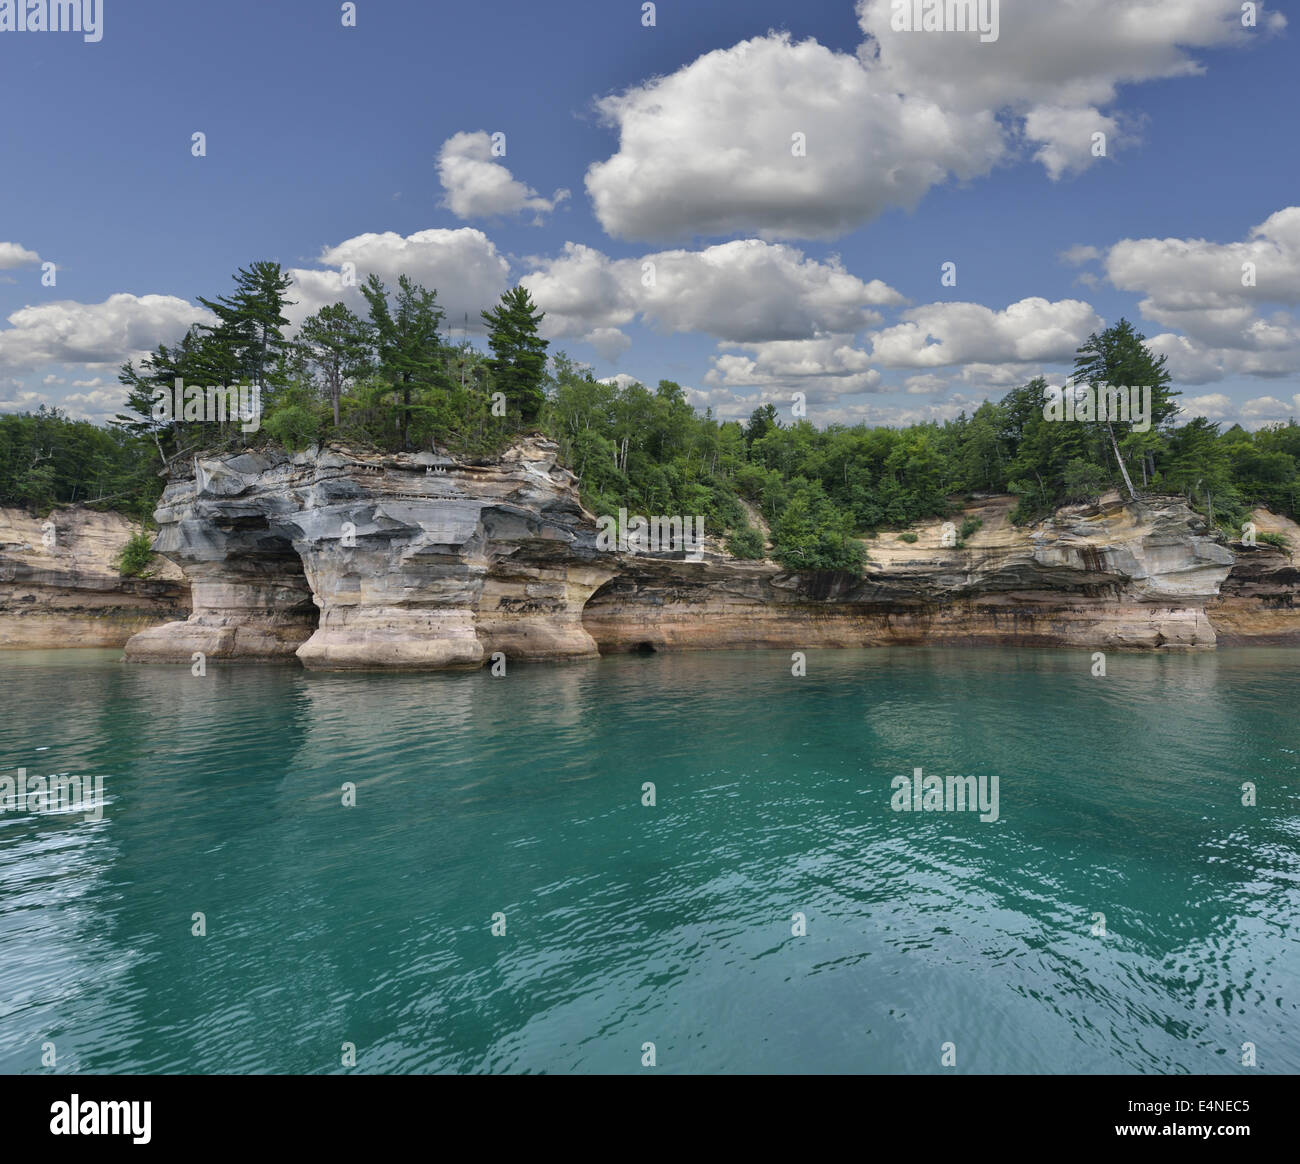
771,482 -> 865,572
726,527 -> 766,560
1062,459 -> 1110,504
115,530 -> 156,578
262,399 -> 323,452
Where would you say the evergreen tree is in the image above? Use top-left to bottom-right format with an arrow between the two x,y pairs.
745,403 -> 779,447
361,273 -> 449,449
481,286 -> 548,423
1162,416 -> 1233,524
296,303 -> 372,427
114,325 -> 219,462
771,479 -> 865,571
197,261 -> 295,392
1074,318 -> 1178,497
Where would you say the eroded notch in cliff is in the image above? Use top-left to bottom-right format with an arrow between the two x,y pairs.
208,515 -> 320,628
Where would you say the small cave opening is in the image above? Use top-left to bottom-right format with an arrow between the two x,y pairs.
633,641 -> 657,654
232,529 -> 322,632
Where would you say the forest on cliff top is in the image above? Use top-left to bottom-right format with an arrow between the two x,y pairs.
2,261 -> 1297,571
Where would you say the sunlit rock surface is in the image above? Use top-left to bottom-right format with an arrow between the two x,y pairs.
0,507 -> 187,649
121,442 -> 1297,670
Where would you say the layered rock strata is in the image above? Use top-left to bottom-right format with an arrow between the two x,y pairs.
119,442 -> 1299,669
584,494 -> 1236,653
125,439 -> 614,669
1206,509 -> 1300,645
0,507 -> 187,649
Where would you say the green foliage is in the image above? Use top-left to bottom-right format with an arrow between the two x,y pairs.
115,530 -> 156,578
196,260 -> 296,394
296,302 -> 371,427
1074,318 -> 1179,428
482,286 -> 549,423
959,516 -> 983,541
1258,531 -> 1290,550
897,531 -> 919,543
1062,458 -> 1110,503
362,273 -> 453,451
770,481 -> 865,572
261,393 -> 324,451
745,404 -> 779,447
27,267 -> 1300,565
725,527 -> 766,560
114,262 -> 300,464
1072,318 -> 1178,499
1,407 -> 163,518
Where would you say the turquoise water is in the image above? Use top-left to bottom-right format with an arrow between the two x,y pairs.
0,646 -> 1297,1074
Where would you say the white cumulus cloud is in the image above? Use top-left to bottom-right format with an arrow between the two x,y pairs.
288,227 -> 512,333
584,3 -> 1281,241
868,297 -> 1103,368
0,294 -> 208,374
705,334 -> 883,401
521,239 -> 904,344
585,32 -> 1003,241
0,242 -> 40,269
437,131 -> 569,222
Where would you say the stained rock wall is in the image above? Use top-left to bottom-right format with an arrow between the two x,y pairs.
584,495 -> 1236,653
125,438 -> 615,669
120,441 -> 1298,670
1206,509 -> 1300,645
0,507 -> 188,649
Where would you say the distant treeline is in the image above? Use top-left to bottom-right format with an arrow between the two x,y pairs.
0,408 -> 162,522
547,318 -> 1299,567
2,262 -> 1297,570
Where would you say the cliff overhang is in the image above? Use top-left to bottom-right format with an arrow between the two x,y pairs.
119,439 -> 1297,670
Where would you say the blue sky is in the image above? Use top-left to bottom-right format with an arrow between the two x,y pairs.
1,0 -> 1297,430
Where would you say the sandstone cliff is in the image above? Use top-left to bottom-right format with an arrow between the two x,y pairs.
1206,508 -> 1300,645
584,492 -> 1237,653
0,507 -> 188,649
124,438 -> 613,669
115,439 -> 1300,670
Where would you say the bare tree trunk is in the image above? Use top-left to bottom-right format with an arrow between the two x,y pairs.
1107,423 -> 1137,499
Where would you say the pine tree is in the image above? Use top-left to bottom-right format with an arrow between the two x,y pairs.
197,261 -> 295,392
1074,319 -> 1178,498
481,286 -> 548,424
745,403 -> 780,448
361,274 -> 449,449
114,325 -> 214,463
297,303 -> 372,427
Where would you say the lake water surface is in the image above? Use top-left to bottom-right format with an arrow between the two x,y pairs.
1,646 -> 1297,1074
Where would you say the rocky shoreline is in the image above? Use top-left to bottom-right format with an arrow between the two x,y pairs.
0,507 -> 187,650
3,439 -> 1296,664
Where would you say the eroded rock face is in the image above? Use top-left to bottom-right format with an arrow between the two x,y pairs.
0,507 -> 188,649
125,438 -> 616,669
584,495 -> 1237,653
1206,509 -> 1300,644
123,441 -> 1296,669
